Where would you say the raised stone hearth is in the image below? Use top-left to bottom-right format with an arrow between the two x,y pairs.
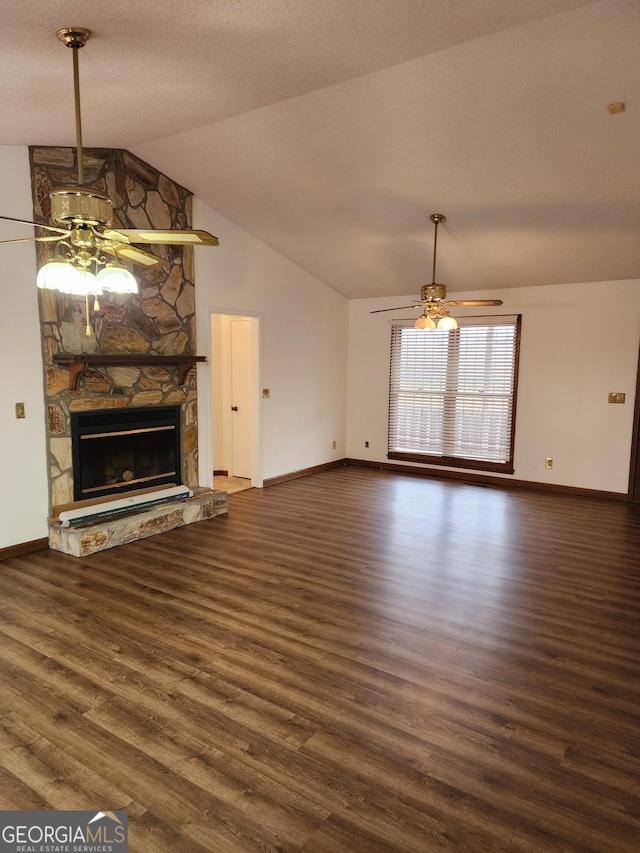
49,488 -> 228,558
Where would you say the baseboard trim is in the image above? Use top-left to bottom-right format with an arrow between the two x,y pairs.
0,537 -> 50,561
263,459 -> 347,488
345,458 -> 627,502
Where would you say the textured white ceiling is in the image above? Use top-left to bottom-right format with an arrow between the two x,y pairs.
0,0 -> 638,297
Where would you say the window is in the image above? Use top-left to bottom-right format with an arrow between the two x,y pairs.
388,315 -> 521,473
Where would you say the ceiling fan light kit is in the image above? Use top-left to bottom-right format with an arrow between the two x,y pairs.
371,213 -> 503,328
1,26 -> 219,326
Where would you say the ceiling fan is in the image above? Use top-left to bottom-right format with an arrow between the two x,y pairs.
0,26 -> 218,295
372,213 -> 502,329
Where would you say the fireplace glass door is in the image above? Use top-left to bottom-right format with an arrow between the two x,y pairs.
71,405 -> 182,501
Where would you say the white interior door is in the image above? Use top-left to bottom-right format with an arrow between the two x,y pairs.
230,319 -> 252,478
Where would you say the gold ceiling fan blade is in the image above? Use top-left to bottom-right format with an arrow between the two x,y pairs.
0,234 -> 67,246
106,228 -> 219,246
446,299 -> 504,307
0,214 -> 69,235
112,244 -> 166,268
370,305 -> 416,313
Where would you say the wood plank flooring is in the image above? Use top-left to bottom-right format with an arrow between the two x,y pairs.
0,466 -> 639,852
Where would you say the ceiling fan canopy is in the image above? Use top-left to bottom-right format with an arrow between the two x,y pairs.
0,26 -> 219,300
371,213 -> 503,328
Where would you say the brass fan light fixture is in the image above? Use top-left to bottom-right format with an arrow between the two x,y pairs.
0,27 -> 218,307
371,214 -> 503,329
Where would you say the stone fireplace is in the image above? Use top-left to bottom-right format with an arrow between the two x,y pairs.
30,146 -> 227,554
31,146 -> 200,511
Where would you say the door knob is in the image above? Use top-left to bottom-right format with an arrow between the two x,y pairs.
231,406 -> 238,411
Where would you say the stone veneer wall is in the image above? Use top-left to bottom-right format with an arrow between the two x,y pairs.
30,147 -> 200,511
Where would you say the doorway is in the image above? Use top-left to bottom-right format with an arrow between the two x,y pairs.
211,313 -> 261,493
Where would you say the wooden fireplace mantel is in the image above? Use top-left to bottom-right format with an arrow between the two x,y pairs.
52,353 -> 207,390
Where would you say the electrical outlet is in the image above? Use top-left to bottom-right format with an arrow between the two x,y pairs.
365,441 -> 369,448
545,457 -> 553,469
262,388 -> 270,398
332,440 -> 336,449
15,402 -> 25,419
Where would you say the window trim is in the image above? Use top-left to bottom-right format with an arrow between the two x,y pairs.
387,314 -> 521,474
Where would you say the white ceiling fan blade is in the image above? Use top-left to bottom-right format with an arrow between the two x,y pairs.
106,228 -> 219,246
446,299 -> 504,307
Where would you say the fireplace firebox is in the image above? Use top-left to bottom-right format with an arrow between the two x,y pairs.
70,405 -> 182,502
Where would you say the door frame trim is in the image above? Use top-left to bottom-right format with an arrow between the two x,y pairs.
627,340 -> 640,501
206,309 -> 263,489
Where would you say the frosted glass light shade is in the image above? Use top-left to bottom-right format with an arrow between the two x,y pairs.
437,315 -> 458,330
75,269 -> 100,295
96,264 -> 138,294
414,314 -> 437,330
37,259 -> 137,296
36,260 -> 82,293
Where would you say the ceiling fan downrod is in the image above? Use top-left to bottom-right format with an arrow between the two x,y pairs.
420,213 -> 447,303
429,213 -> 445,284
56,27 -> 91,186
50,28 -> 113,230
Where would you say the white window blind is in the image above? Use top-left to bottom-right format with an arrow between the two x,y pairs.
388,315 -> 520,472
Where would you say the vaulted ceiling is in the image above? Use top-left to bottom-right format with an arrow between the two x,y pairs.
1,0 -> 638,297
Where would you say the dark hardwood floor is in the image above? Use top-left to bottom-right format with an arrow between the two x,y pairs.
0,466 -> 639,852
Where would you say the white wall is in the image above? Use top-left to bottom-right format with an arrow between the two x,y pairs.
0,147 -> 50,547
194,198 -> 348,485
210,313 -> 225,467
347,279 -> 640,494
